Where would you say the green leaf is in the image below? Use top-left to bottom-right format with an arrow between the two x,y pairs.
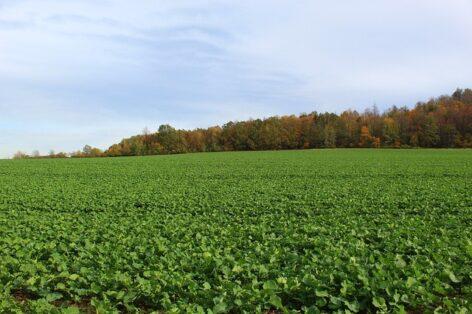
45,292 -> 62,302
116,290 -> 125,300
315,290 -> 329,298
344,300 -> 360,312
372,296 -> 386,308
263,280 -> 278,291
269,294 -> 283,309
446,270 -> 461,283
61,307 -> 81,314
406,277 -> 416,288
232,265 -> 243,273
395,255 -> 406,268
212,301 -> 227,314
466,241 -> 472,258
56,282 -> 66,290
26,277 -> 37,286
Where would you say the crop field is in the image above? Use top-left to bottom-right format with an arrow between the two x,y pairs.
0,149 -> 471,313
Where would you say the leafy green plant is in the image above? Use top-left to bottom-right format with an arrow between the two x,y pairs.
0,149 -> 471,312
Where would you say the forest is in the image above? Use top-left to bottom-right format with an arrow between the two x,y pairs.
14,88 -> 472,159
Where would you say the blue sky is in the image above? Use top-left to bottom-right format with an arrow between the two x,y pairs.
1,0 -> 471,157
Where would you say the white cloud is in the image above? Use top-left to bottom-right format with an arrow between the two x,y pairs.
1,0 -> 472,157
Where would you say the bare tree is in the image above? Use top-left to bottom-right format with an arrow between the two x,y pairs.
13,151 -> 28,159
83,145 -> 92,156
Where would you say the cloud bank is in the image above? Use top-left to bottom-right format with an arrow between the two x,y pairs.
1,0 -> 471,157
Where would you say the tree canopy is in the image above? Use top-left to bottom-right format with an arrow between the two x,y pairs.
14,89 -> 472,159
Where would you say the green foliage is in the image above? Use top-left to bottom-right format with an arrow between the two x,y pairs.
1,149 -> 471,312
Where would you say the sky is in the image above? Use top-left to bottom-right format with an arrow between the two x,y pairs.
1,0 -> 471,157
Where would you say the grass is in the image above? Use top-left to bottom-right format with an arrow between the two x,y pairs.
0,149 -> 471,313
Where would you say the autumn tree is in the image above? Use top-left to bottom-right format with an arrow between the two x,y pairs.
91,88 -> 472,157
323,125 -> 336,148
359,126 -> 373,147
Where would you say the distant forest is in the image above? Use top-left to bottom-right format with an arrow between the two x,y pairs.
14,89 -> 472,159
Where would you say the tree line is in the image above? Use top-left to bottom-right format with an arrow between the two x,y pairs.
13,89 -> 472,159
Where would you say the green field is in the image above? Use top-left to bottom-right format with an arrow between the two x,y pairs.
0,149 -> 471,313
